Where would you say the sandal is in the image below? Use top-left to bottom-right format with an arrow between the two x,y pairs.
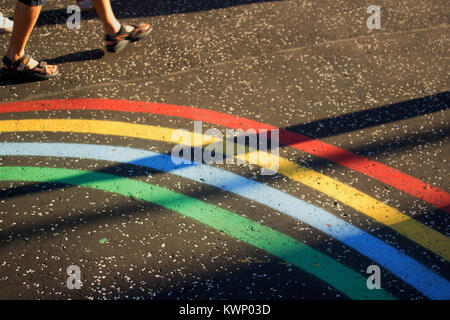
105,23 -> 153,53
1,54 -> 59,81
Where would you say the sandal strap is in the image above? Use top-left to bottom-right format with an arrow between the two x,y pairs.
129,24 -> 142,38
2,55 -> 13,68
130,23 -> 151,37
36,61 -> 47,74
16,54 -> 32,72
2,54 -> 33,72
2,55 -> 21,69
104,24 -> 149,42
2,54 -> 53,76
105,25 -> 127,43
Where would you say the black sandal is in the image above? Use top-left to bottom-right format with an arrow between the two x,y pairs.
1,54 -> 59,81
105,23 -> 153,53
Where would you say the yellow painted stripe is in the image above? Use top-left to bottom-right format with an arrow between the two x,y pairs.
1,118 -> 448,260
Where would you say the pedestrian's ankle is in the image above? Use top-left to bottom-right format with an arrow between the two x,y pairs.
105,22 -> 121,35
6,51 -> 24,62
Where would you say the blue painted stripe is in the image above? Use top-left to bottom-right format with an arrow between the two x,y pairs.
0,142 -> 449,299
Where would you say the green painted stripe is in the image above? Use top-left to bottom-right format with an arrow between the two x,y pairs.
0,166 -> 395,300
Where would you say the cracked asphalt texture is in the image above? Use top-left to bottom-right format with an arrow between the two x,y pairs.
0,0 -> 448,300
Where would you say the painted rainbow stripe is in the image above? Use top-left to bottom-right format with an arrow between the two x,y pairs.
0,119 -> 448,261
0,165 -> 395,300
1,99 -> 448,213
0,143 -> 449,299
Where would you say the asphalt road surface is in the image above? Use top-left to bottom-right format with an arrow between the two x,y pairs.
0,0 -> 448,300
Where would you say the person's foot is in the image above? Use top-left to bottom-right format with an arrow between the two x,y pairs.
0,13 -> 13,33
76,0 -> 93,10
6,54 -> 46,70
105,23 -> 153,53
2,54 -> 58,80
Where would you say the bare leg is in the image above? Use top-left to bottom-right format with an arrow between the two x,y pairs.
91,0 -> 121,34
6,1 -> 41,64
92,0 -> 152,52
4,1 -> 57,75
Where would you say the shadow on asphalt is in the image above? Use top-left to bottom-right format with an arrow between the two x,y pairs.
0,149 -> 446,300
35,0 -> 281,28
45,48 -> 105,65
0,180 -> 435,300
296,122 -> 450,173
1,92 -> 449,246
0,92 -> 448,202
283,91 -> 450,139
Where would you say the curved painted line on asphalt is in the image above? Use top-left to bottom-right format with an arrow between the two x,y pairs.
0,143 -> 449,300
0,165 -> 395,300
0,119 -> 448,261
1,99 -> 448,213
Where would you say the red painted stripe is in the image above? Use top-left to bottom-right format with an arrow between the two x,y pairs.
1,98 -> 449,213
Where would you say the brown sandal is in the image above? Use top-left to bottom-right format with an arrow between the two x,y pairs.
1,54 -> 59,81
105,23 -> 153,53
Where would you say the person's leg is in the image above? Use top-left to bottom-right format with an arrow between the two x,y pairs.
91,0 -> 120,34
4,0 -> 57,75
6,1 -> 41,65
92,0 -> 152,53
